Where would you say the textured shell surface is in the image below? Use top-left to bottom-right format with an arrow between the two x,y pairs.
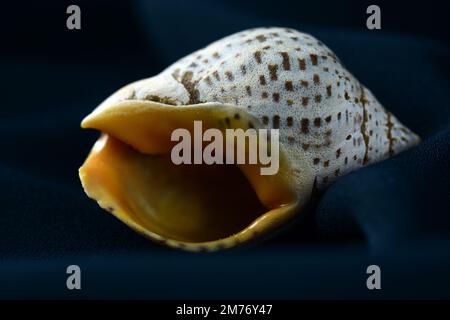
80,27 -> 420,251
117,27 -> 419,193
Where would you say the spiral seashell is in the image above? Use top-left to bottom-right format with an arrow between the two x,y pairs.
79,27 -> 420,251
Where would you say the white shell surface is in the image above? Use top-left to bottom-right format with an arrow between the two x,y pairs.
104,27 -> 420,196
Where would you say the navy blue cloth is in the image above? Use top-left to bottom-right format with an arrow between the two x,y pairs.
0,0 -> 449,298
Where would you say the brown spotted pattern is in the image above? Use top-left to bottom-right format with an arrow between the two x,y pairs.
117,27 -> 419,193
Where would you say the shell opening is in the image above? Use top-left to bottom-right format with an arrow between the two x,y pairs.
79,100 -> 299,250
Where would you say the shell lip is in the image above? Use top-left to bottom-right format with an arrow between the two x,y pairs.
79,100 -> 302,252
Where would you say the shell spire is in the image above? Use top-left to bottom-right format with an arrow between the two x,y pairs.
79,27 -> 419,251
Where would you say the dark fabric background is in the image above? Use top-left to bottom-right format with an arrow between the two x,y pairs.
0,0 -> 449,299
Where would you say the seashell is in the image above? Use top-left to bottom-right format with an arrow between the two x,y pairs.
79,27 -> 420,251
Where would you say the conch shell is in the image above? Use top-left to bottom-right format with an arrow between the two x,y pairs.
79,27 -> 419,251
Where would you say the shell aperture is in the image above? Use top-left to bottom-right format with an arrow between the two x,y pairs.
79,27 -> 419,251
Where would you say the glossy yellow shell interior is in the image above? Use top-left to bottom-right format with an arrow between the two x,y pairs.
80,101 -> 299,251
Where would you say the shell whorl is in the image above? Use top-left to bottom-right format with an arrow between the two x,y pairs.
127,27 -> 419,192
